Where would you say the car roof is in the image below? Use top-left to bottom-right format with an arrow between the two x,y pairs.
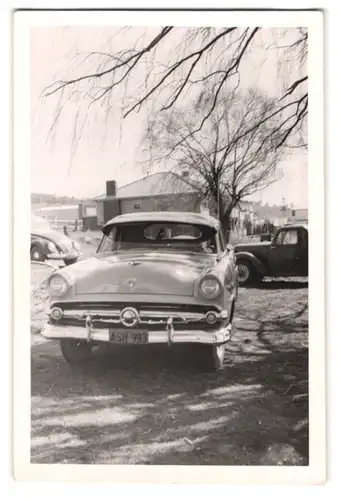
102,211 -> 220,232
282,223 -> 308,231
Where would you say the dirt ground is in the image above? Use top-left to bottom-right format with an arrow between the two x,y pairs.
31,267 -> 308,466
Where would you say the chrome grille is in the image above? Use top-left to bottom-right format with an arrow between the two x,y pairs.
49,302 -> 226,328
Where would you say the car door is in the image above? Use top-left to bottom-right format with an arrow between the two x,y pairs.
268,228 -> 301,276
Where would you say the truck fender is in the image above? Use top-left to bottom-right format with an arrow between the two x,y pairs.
235,251 -> 266,276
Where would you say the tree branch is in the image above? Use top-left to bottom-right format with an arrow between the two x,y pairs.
44,26 -> 174,97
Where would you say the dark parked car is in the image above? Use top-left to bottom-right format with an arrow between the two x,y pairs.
31,214 -> 81,266
235,224 -> 308,285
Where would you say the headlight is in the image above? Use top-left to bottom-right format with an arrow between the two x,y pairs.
72,240 -> 80,252
200,277 -> 221,299
47,241 -> 58,253
48,274 -> 69,296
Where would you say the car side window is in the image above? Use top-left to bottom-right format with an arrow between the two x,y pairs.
98,227 -> 117,253
275,229 -> 298,246
284,230 -> 298,245
275,231 -> 285,245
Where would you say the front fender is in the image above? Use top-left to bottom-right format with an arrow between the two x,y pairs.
235,251 -> 265,276
30,238 -> 48,257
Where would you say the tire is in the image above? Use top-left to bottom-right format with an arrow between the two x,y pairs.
60,339 -> 93,364
194,343 -> 226,372
30,246 -> 45,262
237,260 -> 257,286
64,257 -> 78,266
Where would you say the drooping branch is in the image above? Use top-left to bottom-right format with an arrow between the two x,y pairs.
45,28 -> 258,126
123,27 -> 238,117
45,26 -> 308,156
193,27 -> 260,134
281,76 -> 308,100
45,26 -> 174,97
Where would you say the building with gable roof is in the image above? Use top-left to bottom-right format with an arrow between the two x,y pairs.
80,171 -> 210,230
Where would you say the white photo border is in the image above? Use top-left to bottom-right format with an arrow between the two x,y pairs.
13,8 -> 325,484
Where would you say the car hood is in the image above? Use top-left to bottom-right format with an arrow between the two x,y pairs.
61,251 -> 217,297
32,227 -> 70,242
235,241 -> 271,253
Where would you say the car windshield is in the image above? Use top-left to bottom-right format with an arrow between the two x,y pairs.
31,214 -> 51,231
98,221 -> 218,254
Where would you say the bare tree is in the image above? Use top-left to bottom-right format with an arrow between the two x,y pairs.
44,27 -> 308,150
144,87 -> 284,239
269,27 -> 308,148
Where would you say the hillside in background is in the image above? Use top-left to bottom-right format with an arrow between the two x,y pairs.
31,193 -> 83,206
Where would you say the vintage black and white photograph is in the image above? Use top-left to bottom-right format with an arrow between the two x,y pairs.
13,9 -> 325,482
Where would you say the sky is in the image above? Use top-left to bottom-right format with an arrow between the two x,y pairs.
30,26 -> 308,208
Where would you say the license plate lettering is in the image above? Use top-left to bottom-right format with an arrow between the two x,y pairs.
109,330 -> 148,344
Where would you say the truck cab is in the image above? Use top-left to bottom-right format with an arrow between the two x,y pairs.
234,224 -> 308,285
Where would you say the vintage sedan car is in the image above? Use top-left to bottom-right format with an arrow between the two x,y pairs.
31,214 -> 81,266
235,224 -> 308,286
41,212 -> 238,371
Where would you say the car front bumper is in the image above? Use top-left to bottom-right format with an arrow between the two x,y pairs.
41,321 -> 233,346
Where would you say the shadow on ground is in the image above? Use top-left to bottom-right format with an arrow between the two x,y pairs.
245,278 -> 308,290
31,298 -> 308,466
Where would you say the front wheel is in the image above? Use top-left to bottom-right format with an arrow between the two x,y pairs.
30,246 -> 45,262
237,260 -> 258,286
195,343 -> 226,372
60,339 -> 93,364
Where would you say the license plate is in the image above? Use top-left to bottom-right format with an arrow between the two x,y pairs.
109,330 -> 148,344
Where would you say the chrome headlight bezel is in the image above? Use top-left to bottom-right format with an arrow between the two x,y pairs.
199,276 -> 222,299
48,274 -> 70,296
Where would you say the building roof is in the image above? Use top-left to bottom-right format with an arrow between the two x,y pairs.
102,211 -> 220,232
94,172 -> 199,201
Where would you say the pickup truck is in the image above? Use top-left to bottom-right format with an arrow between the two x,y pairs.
235,224 -> 308,285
